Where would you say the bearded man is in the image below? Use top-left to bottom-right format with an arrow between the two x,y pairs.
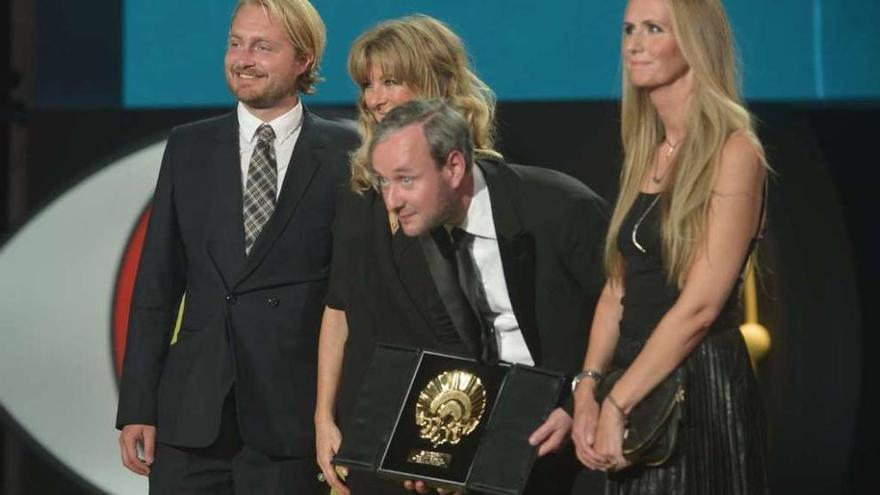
115,1 -> 358,492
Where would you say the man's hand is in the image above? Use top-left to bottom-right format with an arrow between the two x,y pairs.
528,407 -> 572,456
403,480 -> 460,494
315,416 -> 350,495
398,409 -> 573,493
119,424 -> 156,476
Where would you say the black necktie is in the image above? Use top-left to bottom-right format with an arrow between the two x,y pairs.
419,228 -> 483,357
451,228 -> 499,363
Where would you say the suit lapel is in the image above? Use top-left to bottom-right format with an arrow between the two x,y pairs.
236,108 -> 323,285
480,161 -> 542,364
206,112 -> 246,291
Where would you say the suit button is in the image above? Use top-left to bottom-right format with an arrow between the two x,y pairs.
226,294 -> 238,305
267,297 -> 280,307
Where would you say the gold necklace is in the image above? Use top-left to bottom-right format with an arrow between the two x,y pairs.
651,137 -> 681,184
663,136 -> 681,158
631,194 -> 661,254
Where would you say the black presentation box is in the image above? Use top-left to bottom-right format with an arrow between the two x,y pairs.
333,345 -> 566,495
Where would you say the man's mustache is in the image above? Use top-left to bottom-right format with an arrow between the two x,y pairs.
231,65 -> 266,77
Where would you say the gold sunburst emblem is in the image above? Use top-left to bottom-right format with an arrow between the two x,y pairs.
415,370 -> 486,447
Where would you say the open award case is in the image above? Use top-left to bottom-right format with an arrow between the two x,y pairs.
333,345 -> 566,495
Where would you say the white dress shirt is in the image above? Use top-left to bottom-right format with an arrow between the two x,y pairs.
457,166 -> 534,366
236,101 -> 304,200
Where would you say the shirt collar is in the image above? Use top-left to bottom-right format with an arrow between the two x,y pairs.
236,100 -> 303,145
458,165 -> 496,240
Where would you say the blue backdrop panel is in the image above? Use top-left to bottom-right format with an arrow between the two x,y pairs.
822,0 -> 880,99
122,0 -> 880,107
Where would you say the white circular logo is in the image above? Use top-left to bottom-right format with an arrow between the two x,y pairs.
0,140 -> 167,494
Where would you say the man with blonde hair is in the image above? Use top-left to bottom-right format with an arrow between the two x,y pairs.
115,1 -> 358,492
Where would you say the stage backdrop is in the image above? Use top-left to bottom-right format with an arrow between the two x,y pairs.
4,0 -> 878,494
121,0 -> 880,107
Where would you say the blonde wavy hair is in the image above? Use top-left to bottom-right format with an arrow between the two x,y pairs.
233,0 -> 325,95
347,15 -> 501,192
605,0 -> 768,287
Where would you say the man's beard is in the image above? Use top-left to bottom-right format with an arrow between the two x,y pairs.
231,83 -> 291,109
236,89 -> 285,109
227,68 -> 295,109
412,187 -> 458,237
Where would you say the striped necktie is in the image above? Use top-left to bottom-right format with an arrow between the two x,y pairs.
243,124 -> 277,255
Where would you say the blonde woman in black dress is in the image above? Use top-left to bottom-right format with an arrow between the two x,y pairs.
571,0 -> 769,493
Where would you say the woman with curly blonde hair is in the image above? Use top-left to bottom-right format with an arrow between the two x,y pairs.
571,0 -> 769,492
314,15 -> 502,494
346,14 -> 501,194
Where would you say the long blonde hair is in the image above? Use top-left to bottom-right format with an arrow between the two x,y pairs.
606,0 -> 767,287
347,15 -> 500,192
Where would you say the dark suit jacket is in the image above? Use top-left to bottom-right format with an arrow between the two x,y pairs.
329,158 -> 609,494
116,107 -> 358,456
330,158 -> 609,422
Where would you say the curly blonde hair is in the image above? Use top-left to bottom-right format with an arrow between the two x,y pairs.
347,15 -> 500,192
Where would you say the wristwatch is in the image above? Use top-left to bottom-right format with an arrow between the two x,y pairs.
571,368 -> 604,393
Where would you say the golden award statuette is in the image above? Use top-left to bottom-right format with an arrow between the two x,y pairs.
408,370 -> 487,469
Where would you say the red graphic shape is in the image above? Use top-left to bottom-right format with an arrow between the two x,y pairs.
112,207 -> 151,379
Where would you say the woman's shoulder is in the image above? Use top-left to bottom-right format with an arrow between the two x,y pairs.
715,131 -> 766,194
721,131 -> 762,162
334,187 -> 384,238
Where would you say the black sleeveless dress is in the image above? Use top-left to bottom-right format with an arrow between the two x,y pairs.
606,192 -> 768,495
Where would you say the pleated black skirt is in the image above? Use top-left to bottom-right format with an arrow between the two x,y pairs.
605,328 -> 768,495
